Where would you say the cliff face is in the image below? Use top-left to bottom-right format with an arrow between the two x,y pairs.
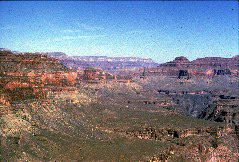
200,97 -> 239,137
161,56 -> 238,69
0,51 -> 77,106
0,49 -> 238,161
192,56 -> 239,69
0,51 -> 68,73
149,56 -> 239,77
168,91 -> 239,161
172,94 -> 213,118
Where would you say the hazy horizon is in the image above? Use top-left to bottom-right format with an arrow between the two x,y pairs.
0,1 -> 238,63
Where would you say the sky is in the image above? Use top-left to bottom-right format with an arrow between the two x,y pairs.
0,1 -> 238,63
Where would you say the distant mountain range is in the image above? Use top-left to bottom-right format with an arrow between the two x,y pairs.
1,49 -> 158,70
43,52 -> 159,71
1,49 -> 238,72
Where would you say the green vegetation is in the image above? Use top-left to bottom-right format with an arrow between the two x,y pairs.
0,75 -> 238,161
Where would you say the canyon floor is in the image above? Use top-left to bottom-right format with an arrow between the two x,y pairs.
1,75 -> 239,161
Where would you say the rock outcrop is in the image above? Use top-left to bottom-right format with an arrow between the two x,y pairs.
0,50 -> 77,106
172,94 -> 213,118
145,55 -> 239,77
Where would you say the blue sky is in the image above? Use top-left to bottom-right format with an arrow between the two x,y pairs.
0,1 -> 238,62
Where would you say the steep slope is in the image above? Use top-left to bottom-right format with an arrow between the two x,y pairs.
0,49 -> 238,161
1,82 -> 238,161
0,50 -> 77,107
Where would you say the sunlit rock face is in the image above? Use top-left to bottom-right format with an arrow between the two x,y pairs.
0,51 -> 68,73
144,56 -> 239,77
0,50 -> 78,106
0,49 -> 238,161
166,56 -> 191,67
192,56 -> 239,68
4,81 -> 30,90
82,67 -> 116,83
41,71 -> 77,86
0,94 -> 11,106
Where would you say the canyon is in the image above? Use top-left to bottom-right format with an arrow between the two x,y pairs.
0,49 -> 238,161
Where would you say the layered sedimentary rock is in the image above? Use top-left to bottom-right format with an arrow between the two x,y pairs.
0,50 -> 77,106
0,49 -> 238,161
45,52 -> 159,71
144,55 -> 239,77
